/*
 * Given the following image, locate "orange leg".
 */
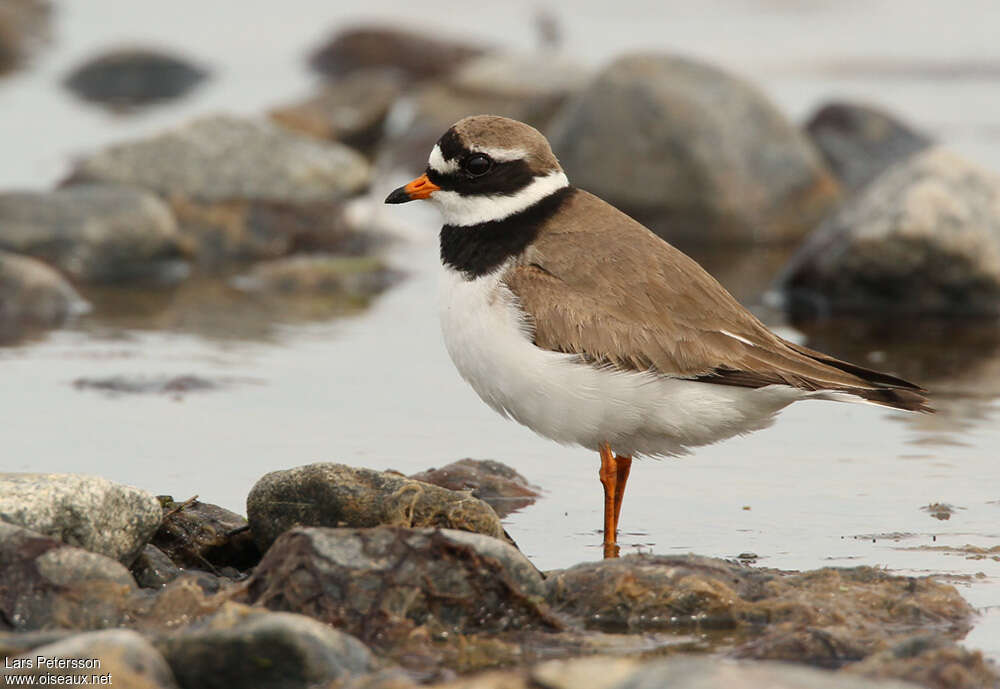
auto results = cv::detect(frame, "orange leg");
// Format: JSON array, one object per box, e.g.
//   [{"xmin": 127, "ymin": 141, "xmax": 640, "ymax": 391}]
[{"xmin": 598, "ymin": 444, "xmax": 633, "ymax": 559}]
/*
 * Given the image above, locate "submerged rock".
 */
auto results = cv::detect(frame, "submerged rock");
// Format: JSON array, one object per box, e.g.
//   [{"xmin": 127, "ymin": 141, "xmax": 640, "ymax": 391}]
[
  {"xmin": 0, "ymin": 472, "xmax": 162, "ymax": 564},
  {"xmin": 150, "ymin": 496, "xmax": 259, "ymax": 575},
  {"xmin": 805, "ymin": 102, "xmax": 933, "ymax": 193},
  {"xmin": 410, "ymin": 459, "xmax": 540, "ymax": 517},
  {"xmin": 547, "ymin": 555, "xmax": 973, "ymax": 669},
  {"xmin": 158, "ymin": 606, "xmax": 374, "ymax": 689},
  {"xmin": 0, "ymin": 250, "xmax": 89, "ymax": 326},
  {"xmin": 848, "ymin": 636, "xmax": 1000, "ymax": 689},
  {"xmin": 231, "ymin": 255, "xmax": 401, "ymax": 299},
  {"xmin": 270, "ymin": 69, "xmax": 402, "ymax": 153},
  {"xmin": 63, "ymin": 47, "xmax": 208, "ymax": 108},
  {"xmin": 243, "ymin": 527, "xmax": 557, "ymax": 647},
  {"xmin": 3, "ymin": 629, "xmax": 179, "ymax": 688},
  {"xmin": 246, "ymin": 463, "xmax": 505, "ymax": 552},
  {"xmin": 778, "ymin": 147, "xmax": 1000, "ymax": 317},
  {"xmin": 0, "ymin": 522, "xmax": 137, "ymax": 631},
  {"xmin": 0, "ymin": 185, "xmax": 189, "ymax": 284},
  {"xmin": 65, "ymin": 116, "xmax": 372, "ymax": 265},
  {"xmin": 549, "ymin": 53, "xmax": 839, "ymax": 244},
  {"xmin": 308, "ymin": 25, "xmax": 485, "ymax": 82}
]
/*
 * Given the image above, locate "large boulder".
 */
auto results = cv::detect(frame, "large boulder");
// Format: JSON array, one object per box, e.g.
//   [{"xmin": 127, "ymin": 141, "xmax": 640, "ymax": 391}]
[
  {"xmin": 778, "ymin": 147, "xmax": 1000, "ymax": 317},
  {"xmin": 2, "ymin": 630, "xmax": 179, "ymax": 689},
  {"xmin": 308, "ymin": 26, "xmax": 486, "ymax": 82},
  {"xmin": 157, "ymin": 606, "xmax": 374, "ymax": 689},
  {"xmin": 243, "ymin": 527, "xmax": 556, "ymax": 645},
  {"xmin": 0, "ymin": 185, "xmax": 189, "ymax": 284},
  {"xmin": 63, "ymin": 47, "xmax": 209, "ymax": 108},
  {"xmin": 246, "ymin": 463, "xmax": 505, "ymax": 552},
  {"xmin": 805, "ymin": 102, "xmax": 933, "ymax": 193},
  {"xmin": 549, "ymin": 53, "xmax": 840, "ymax": 244},
  {"xmin": 65, "ymin": 116, "xmax": 372, "ymax": 265},
  {"xmin": 0, "ymin": 472, "xmax": 162, "ymax": 564},
  {"xmin": 0, "ymin": 250, "xmax": 89, "ymax": 327}
]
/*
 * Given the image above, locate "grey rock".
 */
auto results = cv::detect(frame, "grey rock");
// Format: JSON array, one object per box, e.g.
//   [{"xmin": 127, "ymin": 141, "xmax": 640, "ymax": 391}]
[
  {"xmin": 270, "ymin": 69, "xmax": 402, "ymax": 153},
  {"xmin": 0, "ymin": 0, "xmax": 50, "ymax": 74},
  {"xmin": 246, "ymin": 462, "xmax": 505, "ymax": 552},
  {"xmin": 150, "ymin": 497, "xmax": 259, "ymax": 574},
  {"xmin": 0, "ymin": 185, "xmax": 189, "ymax": 284},
  {"xmin": 778, "ymin": 146, "xmax": 1000, "ymax": 317},
  {"xmin": 69, "ymin": 115, "xmax": 370, "ymax": 204},
  {"xmin": 0, "ymin": 472, "xmax": 162, "ymax": 564},
  {"xmin": 0, "ymin": 250, "xmax": 89, "ymax": 325},
  {"xmin": 63, "ymin": 47, "xmax": 208, "ymax": 108},
  {"xmin": 231, "ymin": 255, "xmax": 402, "ymax": 299},
  {"xmin": 4, "ymin": 629, "xmax": 179, "ymax": 689},
  {"xmin": 805, "ymin": 102, "xmax": 933, "ymax": 192},
  {"xmin": 409, "ymin": 459, "xmax": 540, "ymax": 517},
  {"xmin": 0, "ymin": 629, "xmax": 77, "ymax": 658},
  {"xmin": 65, "ymin": 116, "xmax": 372, "ymax": 265},
  {"xmin": 549, "ymin": 53, "xmax": 840, "ymax": 243},
  {"xmin": 308, "ymin": 26, "xmax": 485, "ymax": 82},
  {"xmin": 130, "ymin": 544, "xmax": 182, "ymax": 589},
  {"xmin": 158, "ymin": 606, "xmax": 373, "ymax": 689},
  {"xmin": 243, "ymin": 527, "xmax": 556, "ymax": 644},
  {"xmin": 616, "ymin": 657, "xmax": 922, "ymax": 689},
  {"xmin": 0, "ymin": 521, "xmax": 137, "ymax": 631}
]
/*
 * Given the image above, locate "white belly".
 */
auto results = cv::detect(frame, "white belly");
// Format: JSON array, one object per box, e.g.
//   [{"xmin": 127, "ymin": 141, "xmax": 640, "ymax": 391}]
[{"xmin": 438, "ymin": 264, "xmax": 808, "ymax": 457}]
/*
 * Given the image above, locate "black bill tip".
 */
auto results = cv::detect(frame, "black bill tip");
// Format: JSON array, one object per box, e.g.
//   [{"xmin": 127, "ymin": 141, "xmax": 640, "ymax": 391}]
[{"xmin": 384, "ymin": 186, "xmax": 412, "ymax": 204}]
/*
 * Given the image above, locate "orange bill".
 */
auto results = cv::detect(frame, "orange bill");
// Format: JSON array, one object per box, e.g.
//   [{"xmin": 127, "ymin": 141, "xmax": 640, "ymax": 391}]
[{"xmin": 384, "ymin": 173, "xmax": 441, "ymax": 204}]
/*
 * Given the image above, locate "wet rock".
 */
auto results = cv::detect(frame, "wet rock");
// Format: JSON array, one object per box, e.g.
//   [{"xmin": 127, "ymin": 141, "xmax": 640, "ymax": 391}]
[
  {"xmin": 150, "ymin": 496, "xmax": 259, "ymax": 575},
  {"xmin": 246, "ymin": 463, "xmax": 505, "ymax": 552},
  {"xmin": 130, "ymin": 544, "xmax": 182, "ymax": 589},
  {"xmin": 0, "ymin": 629, "xmax": 76, "ymax": 658},
  {"xmin": 549, "ymin": 53, "xmax": 839, "ymax": 244},
  {"xmin": 805, "ymin": 102, "xmax": 933, "ymax": 192},
  {"xmin": 0, "ymin": 250, "xmax": 89, "ymax": 326},
  {"xmin": 308, "ymin": 25, "xmax": 485, "ymax": 82},
  {"xmin": 65, "ymin": 116, "xmax": 372, "ymax": 265},
  {"xmin": 547, "ymin": 555, "xmax": 972, "ymax": 667},
  {"xmin": 243, "ymin": 527, "xmax": 557, "ymax": 648},
  {"xmin": 921, "ymin": 502, "xmax": 961, "ymax": 521},
  {"xmin": 231, "ymin": 255, "xmax": 401, "ymax": 299},
  {"xmin": 158, "ymin": 605, "xmax": 374, "ymax": 689},
  {"xmin": 3, "ymin": 629, "xmax": 179, "ymax": 688},
  {"xmin": 0, "ymin": 0, "xmax": 50, "ymax": 74},
  {"xmin": 410, "ymin": 459, "xmax": 540, "ymax": 518},
  {"xmin": 615, "ymin": 657, "xmax": 922, "ymax": 689},
  {"xmin": 63, "ymin": 47, "xmax": 208, "ymax": 108},
  {"xmin": 0, "ymin": 472, "xmax": 162, "ymax": 564},
  {"xmin": 849, "ymin": 636, "xmax": 1000, "ymax": 689},
  {"xmin": 72, "ymin": 375, "xmax": 242, "ymax": 397},
  {"xmin": 777, "ymin": 147, "xmax": 1000, "ymax": 317},
  {"xmin": 0, "ymin": 522, "xmax": 137, "ymax": 631},
  {"xmin": 0, "ymin": 185, "xmax": 189, "ymax": 284},
  {"xmin": 384, "ymin": 53, "xmax": 585, "ymax": 172},
  {"xmin": 270, "ymin": 70, "xmax": 402, "ymax": 153}
]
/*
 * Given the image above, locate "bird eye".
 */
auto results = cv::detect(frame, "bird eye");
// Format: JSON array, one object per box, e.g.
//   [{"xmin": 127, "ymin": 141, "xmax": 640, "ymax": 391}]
[{"xmin": 462, "ymin": 153, "xmax": 493, "ymax": 177}]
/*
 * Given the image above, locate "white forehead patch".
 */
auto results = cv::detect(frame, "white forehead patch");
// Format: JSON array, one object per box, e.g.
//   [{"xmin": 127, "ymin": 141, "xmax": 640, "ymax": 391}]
[{"xmin": 428, "ymin": 144, "xmax": 459, "ymax": 175}]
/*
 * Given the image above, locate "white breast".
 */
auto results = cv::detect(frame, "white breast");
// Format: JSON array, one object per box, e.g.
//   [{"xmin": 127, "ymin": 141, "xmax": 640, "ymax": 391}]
[{"xmin": 438, "ymin": 264, "xmax": 810, "ymax": 458}]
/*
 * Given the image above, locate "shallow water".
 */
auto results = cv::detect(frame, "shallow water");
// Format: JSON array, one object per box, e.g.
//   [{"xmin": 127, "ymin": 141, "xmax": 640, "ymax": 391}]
[{"xmin": 2, "ymin": 0, "xmax": 999, "ymax": 661}]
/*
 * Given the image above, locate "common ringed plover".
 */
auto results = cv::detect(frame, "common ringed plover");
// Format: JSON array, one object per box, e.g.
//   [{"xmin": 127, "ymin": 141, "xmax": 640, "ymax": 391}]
[{"xmin": 386, "ymin": 115, "xmax": 931, "ymax": 558}]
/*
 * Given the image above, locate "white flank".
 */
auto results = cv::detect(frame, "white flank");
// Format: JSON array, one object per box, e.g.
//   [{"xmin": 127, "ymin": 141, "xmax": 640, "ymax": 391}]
[
  {"xmin": 427, "ymin": 144, "xmax": 459, "ymax": 175},
  {"xmin": 430, "ymin": 170, "xmax": 570, "ymax": 227},
  {"xmin": 439, "ymin": 264, "xmax": 814, "ymax": 458},
  {"xmin": 720, "ymin": 329, "xmax": 756, "ymax": 347}
]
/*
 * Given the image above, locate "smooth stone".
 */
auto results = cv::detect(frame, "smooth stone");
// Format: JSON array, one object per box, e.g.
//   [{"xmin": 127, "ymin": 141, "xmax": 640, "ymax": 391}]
[
  {"xmin": 130, "ymin": 544, "xmax": 182, "ymax": 589},
  {"xmin": 409, "ymin": 459, "xmax": 540, "ymax": 517},
  {"xmin": 0, "ymin": 473, "xmax": 162, "ymax": 564},
  {"xmin": 231, "ymin": 255, "xmax": 401, "ymax": 299},
  {"xmin": 549, "ymin": 53, "xmax": 839, "ymax": 244},
  {"xmin": 0, "ymin": 250, "xmax": 89, "ymax": 326},
  {"xmin": 805, "ymin": 101, "xmax": 933, "ymax": 192},
  {"xmin": 777, "ymin": 146, "xmax": 1000, "ymax": 317},
  {"xmin": 157, "ymin": 606, "xmax": 373, "ymax": 689},
  {"xmin": 63, "ymin": 47, "xmax": 208, "ymax": 107},
  {"xmin": 0, "ymin": 185, "xmax": 188, "ymax": 284},
  {"xmin": 246, "ymin": 462, "xmax": 506, "ymax": 552},
  {"xmin": 0, "ymin": 0, "xmax": 50, "ymax": 74}
]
